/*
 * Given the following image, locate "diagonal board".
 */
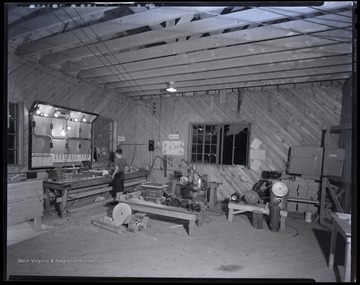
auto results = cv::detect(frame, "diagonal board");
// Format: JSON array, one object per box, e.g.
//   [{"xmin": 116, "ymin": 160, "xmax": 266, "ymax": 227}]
[
  {"xmin": 15, "ymin": 6, "xmax": 224, "ymax": 56},
  {"xmin": 38, "ymin": 2, "xmax": 351, "ymax": 65},
  {"xmin": 60, "ymin": 10, "xmax": 352, "ymax": 74},
  {"xmin": 77, "ymin": 28, "xmax": 352, "ymax": 80},
  {"xmin": 10, "ymin": 7, "xmax": 115, "ymax": 39}
]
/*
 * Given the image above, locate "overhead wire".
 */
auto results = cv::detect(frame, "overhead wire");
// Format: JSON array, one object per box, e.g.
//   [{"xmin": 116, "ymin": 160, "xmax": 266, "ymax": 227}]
[
  {"xmin": 42, "ymin": 4, "xmax": 352, "ymax": 98},
  {"xmin": 48, "ymin": 7, "xmax": 147, "ymax": 96}
]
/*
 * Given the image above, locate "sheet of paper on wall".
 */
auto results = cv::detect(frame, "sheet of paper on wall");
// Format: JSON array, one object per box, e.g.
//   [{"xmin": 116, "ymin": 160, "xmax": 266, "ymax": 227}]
[
  {"xmin": 162, "ymin": 141, "xmax": 184, "ymax": 156},
  {"xmin": 250, "ymin": 160, "xmax": 262, "ymax": 171},
  {"xmin": 250, "ymin": 149, "xmax": 266, "ymax": 160},
  {"xmin": 250, "ymin": 138, "xmax": 262, "ymax": 150}
]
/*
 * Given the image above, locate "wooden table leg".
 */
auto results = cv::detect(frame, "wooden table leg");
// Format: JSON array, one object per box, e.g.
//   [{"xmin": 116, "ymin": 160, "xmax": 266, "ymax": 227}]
[
  {"xmin": 197, "ymin": 215, "xmax": 203, "ymax": 227},
  {"xmin": 280, "ymin": 216, "xmax": 286, "ymax": 231},
  {"xmin": 189, "ymin": 220, "xmax": 195, "ymax": 236},
  {"xmin": 34, "ymin": 217, "xmax": 41, "ymax": 232},
  {"xmin": 328, "ymin": 226, "xmax": 337, "ymax": 269},
  {"xmin": 228, "ymin": 208, "xmax": 234, "ymax": 222},
  {"xmin": 344, "ymin": 237, "xmax": 351, "ymax": 282},
  {"xmin": 60, "ymin": 190, "xmax": 68, "ymax": 218}
]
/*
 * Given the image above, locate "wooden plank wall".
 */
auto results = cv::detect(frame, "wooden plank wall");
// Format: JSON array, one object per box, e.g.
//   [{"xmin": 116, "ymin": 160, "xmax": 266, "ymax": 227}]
[
  {"xmin": 133, "ymin": 83, "xmax": 344, "ymax": 201},
  {"xmin": 7, "ymin": 52, "xmax": 136, "ymax": 178}
]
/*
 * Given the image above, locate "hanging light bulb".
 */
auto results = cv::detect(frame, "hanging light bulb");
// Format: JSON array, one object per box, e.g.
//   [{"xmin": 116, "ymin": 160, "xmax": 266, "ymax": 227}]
[
  {"xmin": 44, "ymin": 113, "xmax": 49, "ymax": 117},
  {"xmin": 166, "ymin": 81, "xmax": 177, "ymax": 93},
  {"xmin": 61, "ymin": 128, "xmax": 66, "ymax": 136},
  {"xmin": 74, "ymin": 118, "xmax": 79, "ymax": 122},
  {"xmin": 67, "ymin": 126, "xmax": 71, "ymax": 130},
  {"xmin": 36, "ymin": 109, "xmax": 41, "ymax": 115},
  {"xmin": 82, "ymin": 115, "xmax": 86, "ymax": 122}
]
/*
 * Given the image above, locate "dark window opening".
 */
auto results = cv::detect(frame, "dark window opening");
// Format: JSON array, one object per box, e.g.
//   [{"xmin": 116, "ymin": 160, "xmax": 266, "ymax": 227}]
[{"xmin": 190, "ymin": 123, "xmax": 250, "ymax": 166}]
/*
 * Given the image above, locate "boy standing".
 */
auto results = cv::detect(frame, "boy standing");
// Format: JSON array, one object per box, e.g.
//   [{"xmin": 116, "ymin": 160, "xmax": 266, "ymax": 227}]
[{"xmin": 111, "ymin": 148, "xmax": 128, "ymax": 199}]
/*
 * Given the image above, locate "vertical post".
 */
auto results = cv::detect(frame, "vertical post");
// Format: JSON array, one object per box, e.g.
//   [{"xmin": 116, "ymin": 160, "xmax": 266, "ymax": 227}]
[
  {"xmin": 189, "ymin": 220, "xmax": 195, "ymax": 236},
  {"xmin": 320, "ymin": 127, "xmax": 330, "ymax": 226}
]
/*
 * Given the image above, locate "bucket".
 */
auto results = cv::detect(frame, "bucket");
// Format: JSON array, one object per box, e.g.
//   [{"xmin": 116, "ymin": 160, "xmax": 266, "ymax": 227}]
[
  {"xmin": 270, "ymin": 181, "xmax": 289, "ymax": 210},
  {"xmin": 305, "ymin": 211, "xmax": 313, "ymax": 223}
]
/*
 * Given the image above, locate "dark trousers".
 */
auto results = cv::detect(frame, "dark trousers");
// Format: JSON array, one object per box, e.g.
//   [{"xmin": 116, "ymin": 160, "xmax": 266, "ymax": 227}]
[{"xmin": 111, "ymin": 172, "xmax": 125, "ymax": 198}]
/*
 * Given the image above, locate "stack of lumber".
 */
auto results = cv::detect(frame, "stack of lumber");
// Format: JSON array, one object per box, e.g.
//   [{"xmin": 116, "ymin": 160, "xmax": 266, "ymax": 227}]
[
  {"xmin": 280, "ymin": 177, "xmax": 319, "ymax": 214},
  {"xmin": 7, "ymin": 179, "xmax": 44, "ymax": 226}
]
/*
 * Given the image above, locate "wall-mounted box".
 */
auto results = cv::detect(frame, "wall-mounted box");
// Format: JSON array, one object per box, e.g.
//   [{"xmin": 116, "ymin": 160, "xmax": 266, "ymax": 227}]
[{"xmin": 287, "ymin": 146, "xmax": 345, "ymax": 178}]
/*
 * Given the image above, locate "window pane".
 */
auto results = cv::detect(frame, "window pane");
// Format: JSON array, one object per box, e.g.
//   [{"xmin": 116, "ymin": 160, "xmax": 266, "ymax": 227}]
[
  {"xmin": 210, "ymin": 155, "xmax": 216, "ymax": 164},
  {"xmin": 196, "ymin": 154, "xmax": 202, "ymax": 162},
  {"xmin": 9, "ymin": 119, "xmax": 15, "ymax": 133},
  {"xmin": 211, "ymin": 145, "xmax": 217, "ymax": 154},
  {"xmin": 9, "ymin": 103, "xmax": 16, "ymax": 118},
  {"xmin": 8, "ymin": 134, "xmax": 15, "ymax": 149},
  {"xmin": 222, "ymin": 125, "xmax": 233, "ymax": 165},
  {"xmin": 197, "ymin": 145, "xmax": 203, "ymax": 153},
  {"xmin": 211, "ymin": 135, "xmax": 217, "ymax": 144},
  {"xmin": 198, "ymin": 125, "xmax": 204, "ymax": 134},
  {"xmin": 234, "ymin": 126, "xmax": 249, "ymax": 165},
  {"xmin": 191, "ymin": 154, "xmax": 196, "ymax": 162},
  {"xmin": 205, "ymin": 145, "xmax": 210, "ymax": 153},
  {"xmin": 192, "ymin": 125, "xmax": 198, "ymax": 135},
  {"xmin": 8, "ymin": 150, "xmax": 15, "ymax": 165},
  {"xmin": 192, "ymin": 135, "xmax": 197, "ymax": 144},
  {"xmin": 204, "ymin": 154, "xmax": 210, "ymax": 163},
  {"xmin": 205, "ymin": 135, "xmax": 211, "ymax": 143},
  {"xmin": 198, "ymin": 135, "xmax": 203, "ymax": 143},
  {"xmin": 192, "ymin": 145, "xmax": 197, "ymax": 153},
  {"xmin": 205, "ymin": 125, "xmax": 212, "ymax": 134}
]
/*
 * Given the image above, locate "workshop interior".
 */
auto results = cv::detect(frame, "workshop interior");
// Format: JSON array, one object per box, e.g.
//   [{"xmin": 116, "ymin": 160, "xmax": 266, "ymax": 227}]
[{"xmin": 5, "ymin": 1, "xmax": 356, "ymax": 282}]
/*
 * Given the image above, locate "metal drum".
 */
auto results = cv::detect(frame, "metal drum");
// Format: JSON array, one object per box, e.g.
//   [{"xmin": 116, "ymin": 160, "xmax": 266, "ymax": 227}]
[{"xmin": 270, "ymin": 181, "xmax": 289, "ymax": 210}]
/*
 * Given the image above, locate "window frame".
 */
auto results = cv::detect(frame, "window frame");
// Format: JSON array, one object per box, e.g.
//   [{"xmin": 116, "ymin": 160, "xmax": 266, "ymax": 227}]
[
  {"xmin": 189, "ymin": 122, "xmax": 251, "ymax": 166},
  {"xmin": 7, "ymin": 101, "xmax": 24, "ymax": 166}
]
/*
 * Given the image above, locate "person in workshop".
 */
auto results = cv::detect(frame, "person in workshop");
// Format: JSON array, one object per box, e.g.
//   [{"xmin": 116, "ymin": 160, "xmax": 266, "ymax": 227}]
[{"xmin": 111, "ymin": 148, "xmax": 129, "ymax": 200}]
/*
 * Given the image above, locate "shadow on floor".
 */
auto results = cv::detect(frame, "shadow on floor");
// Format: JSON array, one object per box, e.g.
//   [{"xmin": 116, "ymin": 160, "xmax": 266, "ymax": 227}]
[{"xmin": 312, "ymin": 227, "xmax": 346, "ymax": 282}]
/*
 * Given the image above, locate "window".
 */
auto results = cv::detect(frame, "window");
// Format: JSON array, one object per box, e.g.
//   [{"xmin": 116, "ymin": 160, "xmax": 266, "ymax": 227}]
[
  {"xmin": 190, "ymin": 123, "xmax": 250, "ymax": 166},
  {"xmin": 7, "ymin": 102, "xmax": 23, "ymax": 166}
]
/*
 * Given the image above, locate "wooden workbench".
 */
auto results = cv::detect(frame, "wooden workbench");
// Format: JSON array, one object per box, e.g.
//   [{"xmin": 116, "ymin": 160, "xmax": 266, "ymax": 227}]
[
  {"xmin": 44, "ymin": 170, "xmax": 148, "ymax": 217},
  {"xmin": 116, "ymin": 199, "xmax": 203, "ymax": 236},
  {"xmin": 228, "ymin": 201, "xmax": 288, "ymax": 231},
  {"xmin": 328, "ymin": 212, "xmax": 352, "ymax": 282}
]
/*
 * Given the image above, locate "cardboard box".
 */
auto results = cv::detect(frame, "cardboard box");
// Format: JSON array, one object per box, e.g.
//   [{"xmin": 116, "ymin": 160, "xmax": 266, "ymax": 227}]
[{"xmin": 287, "ymin": 147, "xmax": 345, "ymax": 178}]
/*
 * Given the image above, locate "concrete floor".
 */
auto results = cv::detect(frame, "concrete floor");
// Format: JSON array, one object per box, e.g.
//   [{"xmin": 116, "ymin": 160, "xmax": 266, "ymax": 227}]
[{"xmin": 6, "ymin": 201, "xmax": 347, "ymax": 282}]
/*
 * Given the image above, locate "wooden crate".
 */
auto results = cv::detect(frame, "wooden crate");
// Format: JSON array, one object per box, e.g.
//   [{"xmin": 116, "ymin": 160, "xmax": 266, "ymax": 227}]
[{"xmin": 7, "ymin": 179, "xmax": 44, "ymax": 229}]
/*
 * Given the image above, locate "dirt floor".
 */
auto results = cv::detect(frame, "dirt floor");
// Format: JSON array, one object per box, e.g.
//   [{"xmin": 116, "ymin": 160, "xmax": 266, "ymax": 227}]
[{"xmin": 6, "ymin": 201, "xmax": 347, "ymax": 282}]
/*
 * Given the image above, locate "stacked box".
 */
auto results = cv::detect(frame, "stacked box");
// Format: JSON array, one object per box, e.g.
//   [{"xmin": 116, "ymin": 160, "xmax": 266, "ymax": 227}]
[
  {"xmin": 297, "ymin": 203, "xmax": 308, "ymax": 213},
  {"xmin": 287, "ymin": 201, "xmax": 297, "ymax": 212},
  {"xmin": 298, "ymin": 185, "xmax": 308, "ymax": 198}
]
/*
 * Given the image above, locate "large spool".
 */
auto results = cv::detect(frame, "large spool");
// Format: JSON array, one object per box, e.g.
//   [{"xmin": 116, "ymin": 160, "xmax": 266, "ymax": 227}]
[
  {"xmin": 112, "ymin": 203, "xmax": 132, "ymax": 224},
  {"xmin": 270, "ymin": 181, "xmax": 289, "ymax": 210}
]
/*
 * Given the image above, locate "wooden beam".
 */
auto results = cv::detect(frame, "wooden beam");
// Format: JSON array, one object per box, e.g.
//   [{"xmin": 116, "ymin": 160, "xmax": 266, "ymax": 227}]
[
  {"xmin": 99, "ymin": 55, "xmax": 352, "ymax": 87},
  {"xmin": 16, "ymin": 6, "xmax": 224, "ymax": 56},
  {"xmin": 123, "ymin": 73, "xmax": 350, "ymax": 97},
  {"xmin": 59, "ymin": 11, "xmax": 352, "ymax": 73},
  {"xmin": 113, "ymin": 64, "xmax": 351, "ymax": 93},
  {"xmin": 97, "ymin": 43, "xmax": 351, "ymax": 89},
  {"xmin": 37, "ymin": 4, "xmax": 351, "ymax": 65},
  {"xmin": 10, "ymin": 7, "xmax": 114, "ymax": 39},
  {"xmin": 77, "ymin": 27, "xmax": 352, "ymax": 80}
]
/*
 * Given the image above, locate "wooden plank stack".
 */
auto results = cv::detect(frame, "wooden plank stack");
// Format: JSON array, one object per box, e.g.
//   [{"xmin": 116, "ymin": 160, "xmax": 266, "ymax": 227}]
[
  {"xmin": 7, "ymin": 179, "xmax": 44, "ymax": 226},
  {"xmin": 280, "ymin": 177, "xmax": 320, "ymax": 214}
]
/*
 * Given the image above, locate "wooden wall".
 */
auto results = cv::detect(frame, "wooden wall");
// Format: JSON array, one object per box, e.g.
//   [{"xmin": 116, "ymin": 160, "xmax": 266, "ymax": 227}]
[
  {"xmin": 7, "ymin": 51, "xmax": 136, "ymax": 178},
  {"xmin": 132, "ymin": 83, "xmax": 344, "ymax": 201},
  {"xmin": 7, "ymin": 48, "xmax": 346, "ymax": 203}
]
